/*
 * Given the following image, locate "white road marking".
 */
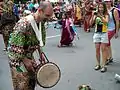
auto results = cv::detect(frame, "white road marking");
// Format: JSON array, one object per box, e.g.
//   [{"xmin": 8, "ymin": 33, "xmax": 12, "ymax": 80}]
[{"xmin": 46, "ymin": 35, "xmax": 61, "ymax": 39}]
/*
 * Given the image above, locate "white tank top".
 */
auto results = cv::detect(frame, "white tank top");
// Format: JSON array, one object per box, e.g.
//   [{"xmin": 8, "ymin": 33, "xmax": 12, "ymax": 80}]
[{"xmin": 108, "ymin": 8, "xmax": 116, "ymax": 31}]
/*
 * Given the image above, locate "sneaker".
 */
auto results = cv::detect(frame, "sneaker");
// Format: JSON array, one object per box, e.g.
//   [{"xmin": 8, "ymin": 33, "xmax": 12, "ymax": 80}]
[
  {"xmin": 94, "ymin": 65, "xmax": 101, "ymax": 70},
  {"xmin": 100, "ymin": 66, "xmax": 107, "ymax": 73},
  {"xmin": 3, "ymin": 48, "xmax": 7, "ymax": 51},
  {"xmin": 106, "ymin": 57, "xmax": 113, "ymax": 65}
]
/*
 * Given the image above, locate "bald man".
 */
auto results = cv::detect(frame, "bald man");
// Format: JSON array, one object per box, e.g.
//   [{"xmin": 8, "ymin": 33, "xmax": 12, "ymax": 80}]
[{"xmin": 7, "ymin": 1, "xmax": 53, "ymax": 90}]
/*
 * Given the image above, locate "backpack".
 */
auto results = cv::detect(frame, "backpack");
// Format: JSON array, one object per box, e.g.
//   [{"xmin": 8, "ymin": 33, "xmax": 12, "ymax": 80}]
[{"xmin": 111, "ymin": 7, "xmax": 120, "ymax": 32}]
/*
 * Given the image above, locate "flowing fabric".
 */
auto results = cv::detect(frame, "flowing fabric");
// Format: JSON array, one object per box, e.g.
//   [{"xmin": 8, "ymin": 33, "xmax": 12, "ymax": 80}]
[
  {"xmin": 84, "ymin": 12, "xmax": 92, "ymax": 32},
  {"xmin": 60, "ymin": 18, "xmax": 75, "ymax": 46},
  {"xmin": 84, "ymin": 2, "xmax": 93, "ymax": 32},
  {"xmin": 74, "ymin": 5, "xmax": 82, "ymax": 25}
]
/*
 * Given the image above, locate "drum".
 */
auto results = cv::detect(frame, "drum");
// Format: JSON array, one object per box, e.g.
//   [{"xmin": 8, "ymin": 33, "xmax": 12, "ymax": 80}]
[{"xmin": 36, "ymin": 52, "xmax": 61, "ymax": 88}]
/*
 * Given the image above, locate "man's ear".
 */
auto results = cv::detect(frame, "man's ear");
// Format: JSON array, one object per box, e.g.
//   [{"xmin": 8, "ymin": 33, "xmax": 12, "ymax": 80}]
[{"xmin": 38, "ymin": 8, "xmax": 42, "ymax": 13}]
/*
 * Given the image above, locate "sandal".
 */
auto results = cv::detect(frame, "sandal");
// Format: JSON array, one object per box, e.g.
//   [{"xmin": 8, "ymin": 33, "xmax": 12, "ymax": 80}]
[
  {"xmin": 100, "ymin": 66, "xmax": 107, "ymax": 73},
  {"xmin": 57, "ymin": 44, "xmax": 64, "ymax": 47},
  {"xmin": 106, "ymin": 57, "xmax": 113, "ymax": 65},
  {"xmin": 3, "ymin": 48, "xmax": 7, "ymax": 51},
  {"xmin": 68, "ymin": 43, "xmax": 73, "ymax": 46},
  {"xmin": 57, "ymin": 44, "xmax": 61, "ymax": 47},
  {"xmin": 94, "ymin": 65, "xmax": 101, "ymax": 70},
  {"xmin": 86, "ymin": 29, "xmax": 90, "ymax": 32}
]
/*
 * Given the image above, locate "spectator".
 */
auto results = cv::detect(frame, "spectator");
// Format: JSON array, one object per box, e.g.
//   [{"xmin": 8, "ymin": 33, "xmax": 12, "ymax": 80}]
[{"xmin": 90, "ymin": 2, "xmax": 109, "ymax": 72}]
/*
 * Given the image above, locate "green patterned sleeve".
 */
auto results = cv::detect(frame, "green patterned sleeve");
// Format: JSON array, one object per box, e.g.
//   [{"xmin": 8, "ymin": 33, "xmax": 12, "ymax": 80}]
[{"xmin": 7, "ymin": 20, "xmax": 27, "ymax": 60}]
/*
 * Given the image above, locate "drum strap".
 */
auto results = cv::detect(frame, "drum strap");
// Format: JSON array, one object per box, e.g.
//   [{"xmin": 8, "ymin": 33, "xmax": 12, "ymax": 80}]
[{"xmin": 26, "ymin": 14, "xmax": 43, "ymax": 47}]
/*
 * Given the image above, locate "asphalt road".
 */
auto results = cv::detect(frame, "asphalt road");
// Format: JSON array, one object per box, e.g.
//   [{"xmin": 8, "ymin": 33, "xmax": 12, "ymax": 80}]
[
  {"xmin": 0, "ymin": 35, "xmax": 14, "ymax": 90},
  {"xmin": 36, "ymin": 23, "xmax": 120, "ymax": 90},
  {"xmin": 0, "ymin": 22, "xmax": 120, "ymax": 90}
]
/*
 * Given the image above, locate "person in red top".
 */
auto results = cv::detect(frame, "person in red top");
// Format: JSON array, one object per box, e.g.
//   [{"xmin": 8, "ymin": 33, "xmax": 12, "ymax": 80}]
[
  {"xmin": 58, "ymin": 12, "xmax": 75, "ymax": 47},
  {"xmin": 84, "ymin": 0, "xmax": 94, "ymax": 32}
]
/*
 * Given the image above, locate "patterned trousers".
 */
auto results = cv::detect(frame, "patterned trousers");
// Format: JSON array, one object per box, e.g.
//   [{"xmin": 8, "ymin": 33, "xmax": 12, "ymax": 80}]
[{"xmin": 11, "ymin": 67, "xmax": 36, "ymax": 90}]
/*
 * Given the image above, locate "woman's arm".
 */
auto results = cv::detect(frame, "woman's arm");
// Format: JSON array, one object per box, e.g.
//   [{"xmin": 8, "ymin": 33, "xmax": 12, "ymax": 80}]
[
  {"xmin": 97, "ymin": 14, "xmax": 109, "ymax": 23},
  {"xmin": 89, "ymin": 13, "xmax": 96, "ymax": 27}
]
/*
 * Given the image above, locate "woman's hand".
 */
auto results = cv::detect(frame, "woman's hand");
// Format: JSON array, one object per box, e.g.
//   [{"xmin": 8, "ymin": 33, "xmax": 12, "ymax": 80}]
[
  {"xmin": 97, "ymin": 13, "xmax": 103, "ymax": 18},
  {"xmin": 114, "ymin": 32, "xmax": 119, "ymax": 39}
]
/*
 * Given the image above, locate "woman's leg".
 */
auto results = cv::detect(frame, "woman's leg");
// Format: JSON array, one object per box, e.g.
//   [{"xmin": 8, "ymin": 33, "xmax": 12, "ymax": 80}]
[
  {"xmin": 94, "ymin": 43, "xmax": 101, "ymax": 70},
  {"xmin": 101, "ymin": 43, "xmax": 107, "ymax": 72},
  {"xmin": 101, "ymin": 43, "xmax": 108, "ymax": 67},
  {"xmin": 93, "ymin": 33, "xmax": 101, "ymax": 70},
  {"xmin": 95, "ymin": 43, "xmax": 101, "ymax": 66},
  {"xmin": 99, "ymin": 32, "xmax": 108, "ymax": 72}
]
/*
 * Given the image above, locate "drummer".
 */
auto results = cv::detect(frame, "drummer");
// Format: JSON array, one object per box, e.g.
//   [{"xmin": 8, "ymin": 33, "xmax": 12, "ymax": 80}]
[{"xmin": 7, "ymin": 1, "xmax": 53, "ymax": 90}]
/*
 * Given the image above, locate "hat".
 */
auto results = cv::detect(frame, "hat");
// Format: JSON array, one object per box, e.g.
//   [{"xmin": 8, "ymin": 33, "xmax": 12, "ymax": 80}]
[{"xmin": 104, "ymin": 0, "xmax": 112, "ymax": 1}]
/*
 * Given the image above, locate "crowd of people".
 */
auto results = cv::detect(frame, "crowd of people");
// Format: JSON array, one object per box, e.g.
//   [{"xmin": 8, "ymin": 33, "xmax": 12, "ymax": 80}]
[{"xmin": 0, "ymin": 0, "xmax": 120, "ymax": 90}]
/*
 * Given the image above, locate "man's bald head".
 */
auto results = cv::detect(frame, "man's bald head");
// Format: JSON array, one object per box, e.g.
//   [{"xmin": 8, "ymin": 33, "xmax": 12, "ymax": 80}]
[
  {"xmin": 34, "ymin": 1, "xmax": 53, "ymax": 22},
  {"xmin": 39, "ymin": 1, "xmax": 53, "ymax": 15}
]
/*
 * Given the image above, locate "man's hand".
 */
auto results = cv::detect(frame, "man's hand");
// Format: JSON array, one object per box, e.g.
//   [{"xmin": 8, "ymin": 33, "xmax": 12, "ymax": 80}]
[
  {"xmin": 115, "ymin": 32, "xmax": 119, "ymax": 39},
  {"xmin": 23, "ymin": 58, "xmax": 37, "ymax": 72}
]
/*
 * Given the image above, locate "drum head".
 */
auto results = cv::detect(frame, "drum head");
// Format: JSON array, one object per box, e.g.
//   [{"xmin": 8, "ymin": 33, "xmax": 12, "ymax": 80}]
[{"xmin": 36, "ymin": 62, "xmax": 61, "ymax": 88}]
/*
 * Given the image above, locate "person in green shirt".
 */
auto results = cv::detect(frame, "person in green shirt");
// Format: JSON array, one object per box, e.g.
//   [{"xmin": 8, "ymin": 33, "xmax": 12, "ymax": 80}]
[{"xmin": 90, "ymin": 2, "xmax": 109, "ymax": 72}]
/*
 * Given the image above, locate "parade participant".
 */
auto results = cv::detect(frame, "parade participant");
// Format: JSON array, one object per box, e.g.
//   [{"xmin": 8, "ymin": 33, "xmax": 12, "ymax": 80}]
[
  {"xmin": 54, "ymin": 3, "xmax": 60, "ymax": 19},
  {"xmin": 0, "ymin": 0, "xmax": 18, "ymax": 50},
  {"xmin": 84, "ymin": 0, "xmax": 94, "ymax": 32},
  {"xmin": 0, "ymin": 1, "xmax": 3, "ymax": 34},
  {"xmin": 0, "ymin": 1, "xmax": 3, "ymax": 18},
  {"xmin": 104, "ymin": 0, "xmax": 119, "ymax": 64},
  {"xmin": 90, "ymin": 2, "xmax": 109, "ymax": 72},
  {"xmin": 73, "ymin": 2, "xmax": 82, "ymax": 27},
  {"xmin": 7, "ymin": 1, "xmax": 53, "ymax": 90},
  {"xmin": 58, "ymin": 12, "xmax": 75, "ymax": 47}
]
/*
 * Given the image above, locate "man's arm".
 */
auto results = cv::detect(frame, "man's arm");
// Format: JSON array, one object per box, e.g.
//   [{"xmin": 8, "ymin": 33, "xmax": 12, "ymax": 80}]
[{"xmin": 114, "ymin": 9, "xmax": 119, "ymax": 38}]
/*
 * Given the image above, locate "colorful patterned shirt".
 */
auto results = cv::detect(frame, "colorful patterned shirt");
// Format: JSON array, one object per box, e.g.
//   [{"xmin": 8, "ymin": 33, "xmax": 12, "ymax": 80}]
[
  {"xmin": 7, "ymin": 17, "xmax": 39, "ymax": 60},
  {"xmin": 95, "ymin": 17, "xmax": 108, "ymax": 33}
]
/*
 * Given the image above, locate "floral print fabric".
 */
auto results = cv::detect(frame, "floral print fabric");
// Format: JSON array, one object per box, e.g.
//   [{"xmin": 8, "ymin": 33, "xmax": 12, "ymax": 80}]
[
  {"xmin": 7, "ymin": 17, "xmax": 39, "ymax": 61},
  {"xmin": 7, "ymin": 16, "xmax": 40, "ymax": 90}
]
